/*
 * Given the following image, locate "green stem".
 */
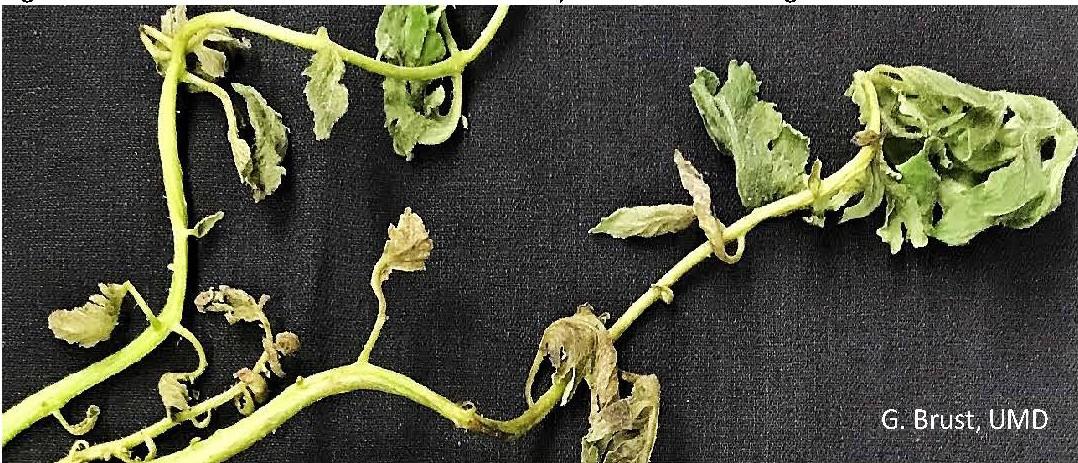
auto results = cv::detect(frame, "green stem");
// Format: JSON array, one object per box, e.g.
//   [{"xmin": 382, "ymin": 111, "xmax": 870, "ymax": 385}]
[
  {"xmin": 182, "ymin": 5, "xmax": 509, "ymax": 81},
  {"xmin": 1, "ymin": 42, "xmax": 193, "ymax": 446}
]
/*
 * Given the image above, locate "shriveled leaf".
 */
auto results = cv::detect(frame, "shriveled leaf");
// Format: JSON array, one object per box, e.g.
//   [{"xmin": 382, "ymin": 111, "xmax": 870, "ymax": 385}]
[
  {"xmin": 581, "ymin": 373, "xmax": 661, "ymax": 463},
  {"xmin": 839, "ymin": 65, "xmax": 1077, "ymax": 251},
  {"xmin": 673, "ymin": 150, "xmax": 743, "ymax": 264},
  {"xmin": 374, "ymin": 207, "xmax": 434, "ymax": 284},
  {"xmin": 262, "ymin": 336, "xmax": 285, "ymax": 377},
  {"xmin": 149, "ymin": 5, "xmax": 249, "ymax": 80},
  {"xmin": 191, "ymin": 211, "xmax": 224, "ymax": 238},
  {"xmin": 53, "ymin": 405, "xmax": 100, "ymax": 436},
  {"xmin": 526, "ymin": 304, "xmax": 618, "ymax": 410},
  {"xmin": 48, "ymin": 283, "xmax": 128, "ymax": 348},
  {"xmin": 589, "ymin": 205, "xmax": 696, "ymax": 239},
  {"xmin": 303, "ymin": 28, "xmax": 349, "ymax": 140},
  {"xmin": 234, "ymin": 368, "xmax": 269, "ymax": 404},
  {"xmin": 231, "ymin": 83, "xmax": 288, "ymax": 202},
  {"xmin": 274, "ymin": 331, "xmax": 301, "ymax": 356},
  {"xmin": 195, "ymin": 286, "xmax": 269, "ymax": 325},
  {"xmin": 158, "ymin": 373, "xmax": 190, "ymax": 416},
  {"xmin": 690, "ymin": 61, "xmax": 810, "ymax": 208},
  {"xmin": 377, "ymin": 5, "xmax": 461, "ymax": 159}
]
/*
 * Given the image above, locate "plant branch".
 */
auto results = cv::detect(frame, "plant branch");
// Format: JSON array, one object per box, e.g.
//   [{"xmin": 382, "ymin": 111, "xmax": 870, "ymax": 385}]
[{"xmin": 1, "ymin": 41, "xmax": 194, "ymax": 446}]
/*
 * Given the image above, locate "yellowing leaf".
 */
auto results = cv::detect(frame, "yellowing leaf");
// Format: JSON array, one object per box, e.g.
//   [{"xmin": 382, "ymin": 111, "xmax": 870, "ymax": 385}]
[
  {"xmin": 581, "ymin": 373, "xmax": 661, "ymax": 463},
  {"xmin": 303, "ymin": 28, "xmax": 349, "ymax": 141},
  {"xmin": 589, "ymin": 205, "xmax": 696, "ymax": 239},
  {"xmin": 374, "ymin": 207, "xmax": 434, "ymax": 283},
  {"xmin": 158, "ymin": 372, "xmax": 190, "ymax": 416},
  {"xmin": 234, "ymin": 368, "xmax": 269, "ymax": 404},
  {"xmin": 48, "ymin": 283, "xmax": 128, "ymax": 348},
  {"xmin": 53, "ymin": 405, "xmax": 100, "ymax": 436},
  {"xmin": 231, "ymin": 83, "xmax": 288, "ymax": 202},
  {"xmin": 526, "ymin": 304, "xmax": 619, "ymax": 410},
  {"xmin": 195, "ymin": 286, "xmax": 269, "ymax": 325},
  {"xmin": 673, "ymin": 150, "xmax": 744, "ymax": 264}
]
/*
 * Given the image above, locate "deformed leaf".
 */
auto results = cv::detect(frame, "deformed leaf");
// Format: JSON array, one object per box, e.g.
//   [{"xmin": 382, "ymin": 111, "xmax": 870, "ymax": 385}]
[
  {"xmin": 526, "ymin": 304, "xmax": 619, "ymax": 410},
  {"xmin": 376, "ymin": 5, "xmax": 461, "ymax": 159},
  {"xmin": 274, "ymin": 331, "xmax": 301, "ymax": 356},
  {"xmin": 837, "ymin": 65, "xmax": 1077, "ymax": 251},
  {"xmin": 374, "ymin": 207, "xmax": 434, "ymax": 285},
  {"xmin": 191, "ymin": 211, "xmax": 224, "ymax": 238},
  {"xmin": 303, "ymin": 28, "xmax": 349, "ymax": 140},
  {"xmin": 581, "ymin": 373, "xmax": 661, "ymax": 463},
  {"xmin": 589, "ymin": 205, "xmax": 696, "ymax": 239},
  {"xmin": 48, "ymin": 283, "xmax": 129, "ymax": 348},
  {"xmin": 195, "ymin": 286, "xmax": 269, "ymax": 325},
  {"xmin": 158, "ymin": 372, "xmax": 191, "ymax": 416},
  {"xmin": 234, "ymin": 367, "xmax": 269, "ymax": 404},
  {"xmin": 673, "ymin": 150, "xmax": 744, "ymax": 264},
  {"xmin": 231, "ymin": 83, "xmax": 288, "ymax": 202},
  {"xmin": 150, "ymin": 5, "xmax": 250, "ymax": 80},
  {"xmin": 690, "ymin": 61, "xmax": 810, "ymax": 208},
  {"xmin": 53, "ymin": 405, "xmax": 101, "ymax": 436}
]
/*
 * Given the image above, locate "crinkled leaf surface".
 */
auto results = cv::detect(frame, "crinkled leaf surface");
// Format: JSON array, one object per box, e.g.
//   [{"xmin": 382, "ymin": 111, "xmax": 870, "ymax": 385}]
[
  {"xmin": 374, "ymin": 207, "xmax": 434, "ymax": 283},
  {"xmin": 589, "ymin": 204, "xmax": 696, "ymax": 239},
  {"xmin": 376, "ymin": 5, "xmax": 460, "ymax": 159},
  {"xmin": 48, "ymin": 283, "xmax": 128, "ymax": 348},
  {"xmin": 526, "ymin": 304, "xmax": 619, "ymax": 409},
  {"xmin": 151, "ymin": 5, "xmax": 249, "ymax": 80},
  {"xmin": 840, "ymin": 65, "xmax": 1077, "ymax": 252},
  {"xmin": 231, "ymin": 83, "xmax": 288, "ymax": 202},
  {"xmin": 158, "ymin": 372, "xmax": 191, "ymax": 415},
  {"xmin": 581, "ymin": 373, "xmax": 661, "ymax": 463},
  {"xmin": 691, "ymin": 61, "xmax": 810, "ymax": 208},
  {"xmin": 303, "ymin": 28, "xmax": 349, "ymax": 140}
]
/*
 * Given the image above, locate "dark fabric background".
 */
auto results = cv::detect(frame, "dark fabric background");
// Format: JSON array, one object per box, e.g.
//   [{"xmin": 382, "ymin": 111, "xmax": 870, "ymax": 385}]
[{"xmin": 4, "ymin": 5, "xmax": 1078, "ymax": 463}]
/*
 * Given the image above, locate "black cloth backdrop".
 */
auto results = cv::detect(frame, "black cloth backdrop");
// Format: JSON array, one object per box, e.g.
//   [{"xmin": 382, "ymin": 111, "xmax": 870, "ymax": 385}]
[{"xmin": 4, "ymin": 5, "xmax": 1078, "ymax": 463}]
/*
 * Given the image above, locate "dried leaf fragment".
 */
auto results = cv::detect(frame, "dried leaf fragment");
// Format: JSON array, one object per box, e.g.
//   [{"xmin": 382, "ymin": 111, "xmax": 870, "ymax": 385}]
[
  {"xmin": 48, "ymin": 283, "xmax": 129, "ymax": 348},
  {"xmin": 53, "ymin": 405, "xmax": 101, "ymax": 436},
  {"xmin": 589, "ymin": 205, "xmax": 696, "ymax": 239},
  {"xmin": 374, "ymin": 207, "xmax": 434, "ymax": 284},
  {"xmin": 158, "ymin": 372, "xmax": 191, "ymax": 417},
  {"xmin": 581, "ymin": 373, "xmax": 661, "ymax": 463},
  {"xmin": 234, "ymin": 368, "xmax": 269, "ymax": 404}
]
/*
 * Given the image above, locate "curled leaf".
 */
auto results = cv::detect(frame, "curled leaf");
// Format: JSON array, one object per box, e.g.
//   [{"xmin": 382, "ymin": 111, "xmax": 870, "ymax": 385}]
[
  {"xmin": 303, "ymin": 28, "xmax": 349, "ymax": 140},
  {"xmin": 191, "ymin": 211, "xmax": 224, "ymax": 238},
  {"xmin": 148, "ymin": 5, "xmax": 249, "ymax": 80},
  {"xmin": 262, "ymin": 336, "xmax": 285, "ymax": 377},
  {"xmin": 691, "ymin": 61, "xmax": 810, "ymax": 208},
  {"xmin": 195, "ymin": 286, "xmax": 269, "ymax": 325},
  {"xmin": 158, "ymin": 373, "xmax": 191, "ymax": 417},
  {"xmin": 589, "ymin": 205, "xmax": 696, "ymax": 239},
  {"xmin": 650, "ymin": 285, "xmax": 674, "ymax": 305},
  {"xmin": 374, "ymin": 207, "xmax": 434, "ymax": 284},
  {"xmin": 234, "ymin": 367, "xmax": 269, "ymax": 404},
  {"xmin": 231, "ymin": 83, "xmax": 288, "ymax": 202},
  {"xmin": 48, "ymin": 283, "xmax": 128, "ymax": 348},
  {"xmin": 274, "ymin": 331, "xmax": 301, "ymax": 356},
  {"xmin": 52, "ymin": 405, "xmax": 100, "ymax": 436},
  {"xmin": 526, "ymin": 304, "xmax": 618, "ymax": 410},
  {"xmin": 581, "ymin": 373, "xmax": 661, "ymax": 463},
  {"xmin": 376, "ymin": 5, "xmax": 461, "ymax": 159},
  {"xmin": 673, "ymin": 150, "xmax": 745, "ymax": 264},
  {"xmin": 838, "ymin": 65, "xmax": 1076, "ymax": 251}
]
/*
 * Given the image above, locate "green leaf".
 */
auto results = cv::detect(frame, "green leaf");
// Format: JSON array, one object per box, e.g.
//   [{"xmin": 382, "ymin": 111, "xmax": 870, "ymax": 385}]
[
  {"xmin": 303, "ymin": 28, "xmax": 349, "ymax": 141},
  {"xmin": 690, "ymin": 61, "xmax": 810, "ymax": 208},
  {"xmin": 376, "ymin": 5, "xmax": 461, "ymax": 159},
  {"xmin": 48, "ymin": 283, "xmax": 129, "ymax": 348},
  {"xmin": 842, "ymin": 65, "xmax": 1077, "ymax": 251},
  {"xmin": 191, "ymin": 211, "xmax": 224, "ymax": 238},
  {"xmin": 589, "ymin": 205, "xmax": 696, "ymax": 239},
  {"xmin": 581, "ymin": 373, "xmax": 661, "ymax": 463},
  {"xmin": 526, "ymin": 304, "xmax": 619, "ymax": 409},
  {"xmin": 231, "ymin": 83, "xmax": 288, "ymax": 202}
]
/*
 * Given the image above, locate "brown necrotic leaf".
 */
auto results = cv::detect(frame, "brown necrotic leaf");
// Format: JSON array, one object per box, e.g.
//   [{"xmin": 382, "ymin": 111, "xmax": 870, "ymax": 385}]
[
  {"xmin": 526, "ymin": 304, "xmax": 619, "ymax": 410},
  {"xmin": 581, "ymin": 373, "xmax": 661, "ymax": 463}
]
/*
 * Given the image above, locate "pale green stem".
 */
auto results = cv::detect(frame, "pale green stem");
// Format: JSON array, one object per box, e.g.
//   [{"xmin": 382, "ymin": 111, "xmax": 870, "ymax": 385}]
[
  {"xmin": 358, "ymin": 262, "xmax": 389, "ymax": 363},
  {"xmin": 1, "ymin": 40, "xmax": 193, "ymax": 446},
  {"xmin": 170, "ymin": 324, "xmax": 208, "ymax": 381},
  {"xmin": 123, "ymin": 281, "xmax": 159, "ymax": 326}
]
